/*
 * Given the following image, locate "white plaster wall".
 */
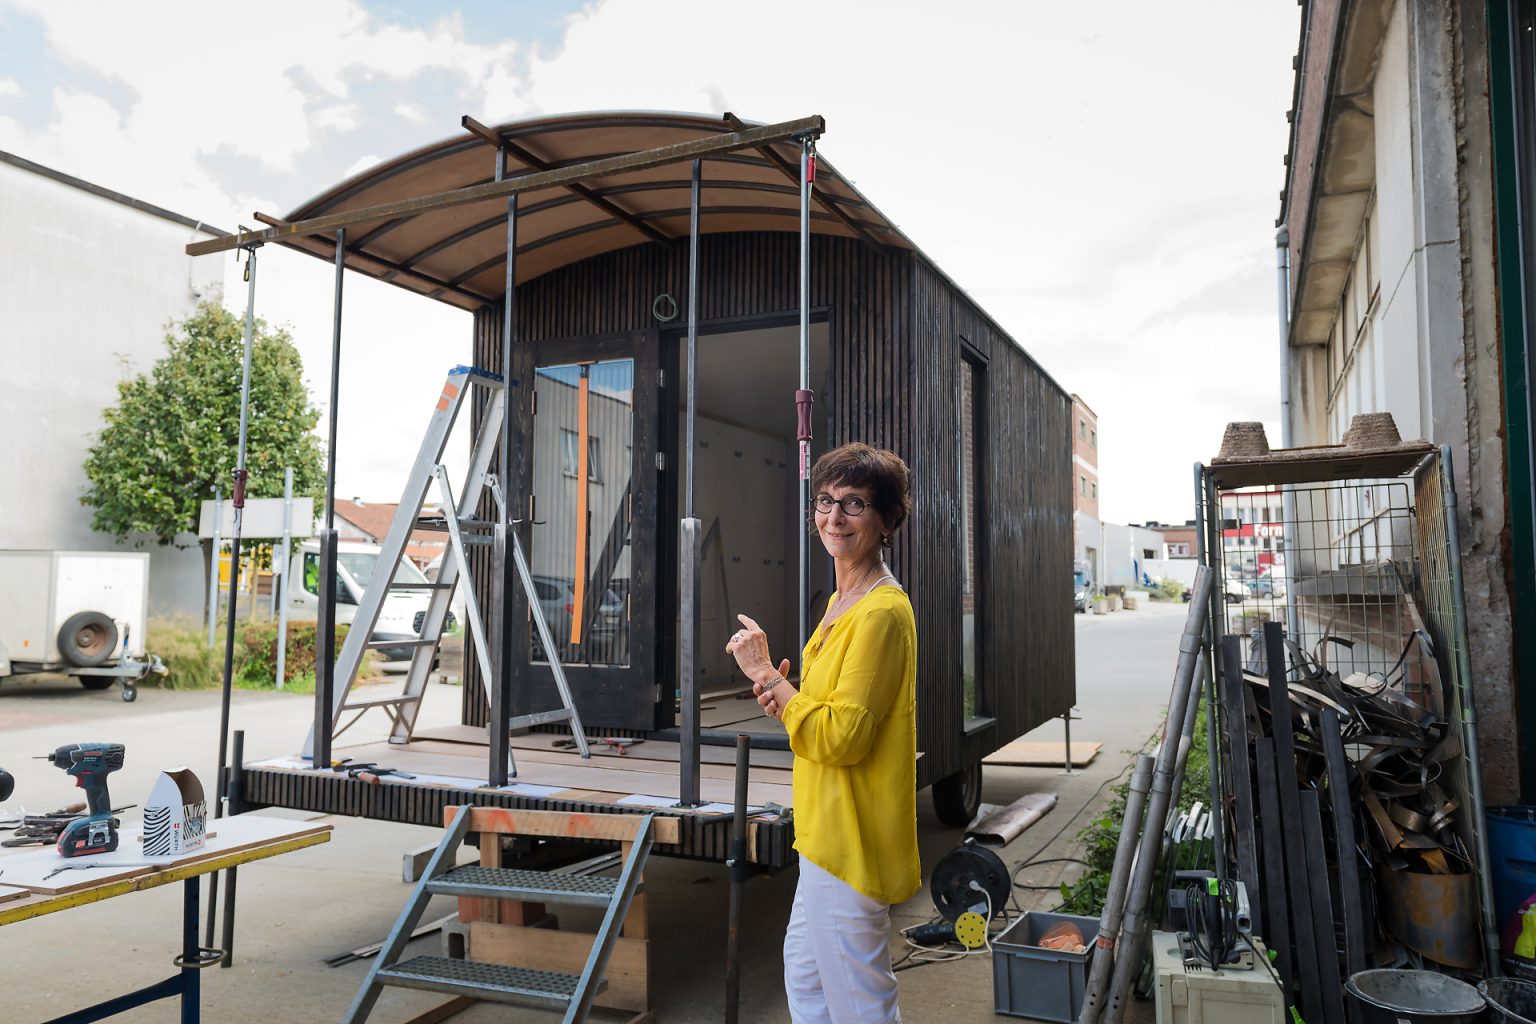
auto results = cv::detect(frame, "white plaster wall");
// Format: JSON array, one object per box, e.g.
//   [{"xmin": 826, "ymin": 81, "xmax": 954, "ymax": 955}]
[
  {"xmin": 0, "ymin": 161, "xmax": 228, "ymax": 619},
  {"xmin": 1366, "ymin": 0, "xmax": 1426, "ymax": 443}
]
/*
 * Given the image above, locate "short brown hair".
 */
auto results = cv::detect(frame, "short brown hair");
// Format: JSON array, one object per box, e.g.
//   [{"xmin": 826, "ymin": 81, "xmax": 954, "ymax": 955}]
[{"xmin": 811, "ymin": 442, "xmax": 912, "ymax": 543}]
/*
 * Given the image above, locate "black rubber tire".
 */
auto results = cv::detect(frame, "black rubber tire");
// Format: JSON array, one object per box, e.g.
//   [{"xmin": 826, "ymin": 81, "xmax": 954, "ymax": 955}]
[
  {"xmin": 78, "ymin": 676, "xmax": 115, "ymax": 690},
  {"xmin": 931, "ymin": 761, "xmax": 984, "ymax": 828},
  {"xmin": 121, "ymin": 684, "xmax": 137, "ymax": 703},
  {"xmin": 57, "ymin": 612, "xmax": 118, "ymax": 667}
]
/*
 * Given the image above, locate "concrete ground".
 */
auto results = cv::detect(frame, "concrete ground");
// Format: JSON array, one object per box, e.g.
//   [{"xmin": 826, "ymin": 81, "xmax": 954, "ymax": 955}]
[{"xmin": 0, "ymin": 601, "xmax": 1184, "ymax": 1023}]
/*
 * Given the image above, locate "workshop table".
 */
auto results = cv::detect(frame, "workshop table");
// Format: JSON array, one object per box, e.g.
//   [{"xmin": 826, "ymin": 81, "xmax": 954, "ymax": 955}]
[{"xmin": 0, "ymin": 814, "xmax": 331, "ymax": 1024}]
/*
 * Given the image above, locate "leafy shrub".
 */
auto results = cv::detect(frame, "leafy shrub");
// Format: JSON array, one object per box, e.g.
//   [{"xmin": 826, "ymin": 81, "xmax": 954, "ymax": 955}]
[
  {"xmin": 238, "ymin": 620, "xmax": 350, "ymax": 687},
  {"xmin": 146, "ymin": 616, "xmax": 231, "ymax": 690},
  {"xmin": 1056, "ymin": 703, "xmax": 1212, "ymax": 917},
  {"xmin": 1156, "ymin": 579, "xmax": 1187, "ymax": 602}
]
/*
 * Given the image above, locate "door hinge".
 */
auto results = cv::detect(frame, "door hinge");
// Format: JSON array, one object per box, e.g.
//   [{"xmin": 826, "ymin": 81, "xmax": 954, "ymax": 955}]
[
  {"xmin": 654, "ymin": 684, "xmax": 662, "ymax": 703},
  {"xmin": 531, "ymin": 389, "xmax": 538, "ymax": 416},
  {"xmin": 658, "ymin": 369, "xmax": 666, "ymax": 388},
  {"xmin": 655, "ymin": 452, "xmax": 665, "ymax": 472}
]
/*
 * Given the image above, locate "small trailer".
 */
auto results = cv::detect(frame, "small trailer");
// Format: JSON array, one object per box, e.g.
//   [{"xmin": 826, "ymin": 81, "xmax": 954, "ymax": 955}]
[
  {"xmin": 0, "ymin": 550, "xmax": 162, "ymax": 701},
  {"xmin": 192, "ymin": 111, "xmax": 1076, "ymax": 864}
]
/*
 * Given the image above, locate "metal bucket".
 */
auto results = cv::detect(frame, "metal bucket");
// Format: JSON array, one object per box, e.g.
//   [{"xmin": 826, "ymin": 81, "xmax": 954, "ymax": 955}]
[
  {"xmin": 1344, "ymin": 969, "xmax": 1485, "ymax": 1024},
  {"xmin": 1482, "ymin": 977, "xmax": 1536, "ymax": 1024}
]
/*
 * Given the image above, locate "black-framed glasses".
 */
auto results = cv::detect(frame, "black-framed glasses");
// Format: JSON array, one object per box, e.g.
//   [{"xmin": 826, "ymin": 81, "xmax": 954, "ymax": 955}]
[{"xmin": 813, "ymin": 493, "xmax": 868, "ymax": 516}]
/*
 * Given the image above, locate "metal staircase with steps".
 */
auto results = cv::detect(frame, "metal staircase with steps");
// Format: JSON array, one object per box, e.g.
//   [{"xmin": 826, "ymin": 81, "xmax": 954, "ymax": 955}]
[
  {"xmin": 304, "ymin": 365, "xmax": 590, "ymax": 772},
  {"xmin": 343, "ymin": 804, "xmax": 655, "ymax": 1024}
]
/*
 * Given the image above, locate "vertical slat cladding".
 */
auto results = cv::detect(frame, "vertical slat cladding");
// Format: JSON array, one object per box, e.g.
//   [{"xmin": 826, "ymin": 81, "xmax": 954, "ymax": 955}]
[{"xmin": 462, "ymin": 235, "xmax": 1072, "ymax": 785}]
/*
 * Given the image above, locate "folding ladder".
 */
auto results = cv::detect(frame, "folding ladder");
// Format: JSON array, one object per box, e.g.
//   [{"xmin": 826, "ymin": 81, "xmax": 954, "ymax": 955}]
[
  {"xmin": 305, "ymin": 365, "xmax": 590, "ymax": 770},
  {"xmin": 342, "ymin": 804, "xmax": 654, "ymax": 1024}
]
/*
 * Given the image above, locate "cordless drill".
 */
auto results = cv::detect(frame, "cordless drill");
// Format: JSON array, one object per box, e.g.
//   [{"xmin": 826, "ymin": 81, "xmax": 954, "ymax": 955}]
[{"xmin": 43, "ymin": 743, "xmax": 125, "ymax": 857}]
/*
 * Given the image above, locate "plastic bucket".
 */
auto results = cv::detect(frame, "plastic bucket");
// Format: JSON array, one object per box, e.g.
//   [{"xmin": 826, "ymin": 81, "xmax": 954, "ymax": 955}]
[
  {"xmin": 1483, "ymin": 977, "xmax": 1536, "ymax": 1024},
  {"xmin": 1489, "ymin": 807, "xmax": 1536, "ymax": 934},
  {"xmin": 1344, "ymin": 969, "xmax": 1485, "ymax": 1024}
]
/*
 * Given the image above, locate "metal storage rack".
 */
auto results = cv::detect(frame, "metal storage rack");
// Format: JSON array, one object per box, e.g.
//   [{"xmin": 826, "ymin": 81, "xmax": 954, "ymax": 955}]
[{"xmin": 1195, "ymin": 438, "xmax": 1498, "ymax": 1000}]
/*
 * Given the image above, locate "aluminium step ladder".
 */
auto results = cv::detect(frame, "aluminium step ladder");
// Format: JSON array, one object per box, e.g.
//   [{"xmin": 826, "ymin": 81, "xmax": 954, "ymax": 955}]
[
  {"xmin": 342, "ymin": 804, "xmax": 655, "ymax": 1024},
  {"xmin": 304, "ymin": 365, "xmax": 590, "ymax": 771}
]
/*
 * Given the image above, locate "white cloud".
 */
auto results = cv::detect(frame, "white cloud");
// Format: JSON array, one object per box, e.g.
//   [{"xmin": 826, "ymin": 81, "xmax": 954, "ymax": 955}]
[
  {"xmin": 0, "ymin": 0, "xmax": 1300, "ymax": 519},
  {"xmin": 0, "ymin": 77, "xmax": 20, "ymax": 97}
]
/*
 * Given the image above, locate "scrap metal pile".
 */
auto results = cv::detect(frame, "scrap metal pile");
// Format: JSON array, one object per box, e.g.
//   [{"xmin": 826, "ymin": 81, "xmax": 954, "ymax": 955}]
[{"xmin": 1224, "ymin": 617, "xmax": 1479, "ymax": 1024}]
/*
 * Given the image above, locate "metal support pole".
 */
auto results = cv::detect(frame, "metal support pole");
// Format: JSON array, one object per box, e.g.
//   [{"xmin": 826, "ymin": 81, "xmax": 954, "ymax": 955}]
[
  {"xmin": 1193, "ymin": 464, "xmax": 1227, "ymax": 886},
  {"xmin": 490, "ymin": 149, "xmax": 518, "ymax": 788},
  {"xmin": 312, "ymin": 227, "xmax": 346, "ymax": 774},
  {"xmin": 1077, "ymin": 753, "xmax": 1155, "ymax": 1024},
  {"xmin": 1061, "ymin": 710, "xmax": 1077, "ymax": 776},
  {"xmin": 724, "ymin": 733, "xmax": 751, "ymax": 1023},
  {"xmin": 208, "ymin": 242, "xmax": 258, "ymax": 949},
  {"xmin": 679, "ymin": 158, "xmax": 703, "ymax": 807},
  {"xmin": 796, "ymin": 137, "xmax": 815, "ymax": 652},
  {"xmin": 1103, "ymin": 566, "xmax": 1213, "ymax": 1024},
  {"xmin": 206, "ymin": 489, "xmax": 221, "ymax": 647},
  {"xmin": 218, "ymin": 729, "xmax": 244, "ymax": 967},
  {"xmin": 275, "ymin": 467, "xmax": 293, "ymax": 689},
  {"xmin": 1441, "ymin": 445, "xmax": 1501, "ymax": 975}
]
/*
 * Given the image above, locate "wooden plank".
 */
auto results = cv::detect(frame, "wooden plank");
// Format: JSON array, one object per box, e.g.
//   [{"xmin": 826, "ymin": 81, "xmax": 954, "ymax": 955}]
[
  {"xmin": 408, "ymin": 738, "xmax": 794, "ymax": 786},
  {"xmin": 1319, "ymin": 707, "xmax": 1370, "ymax": 976},
  {"xmin": 447, "ymin": 805, "xmax": 681, "ymax": 846},
  {"xmin": 1253, "ymin": 742, "xmax": 1295, "ymax": 996},
  {"xmin": 1299, "ymin": 789, "xmax": 1346, "ymax": 1024},
  {"xmin": 0, "ymin": 816, "xmax": 332, "ymax": 895},
  {"xmin": 470, "ymin": 921, "xmax": 649, "ymax": 1013},
  {"xmin": 982, "ymin": 740, "xmax": 1100, "ymax": 767},
  {"xmin": 1220, "ymin": 635, "xmax": 1263, "ymax": 937}
]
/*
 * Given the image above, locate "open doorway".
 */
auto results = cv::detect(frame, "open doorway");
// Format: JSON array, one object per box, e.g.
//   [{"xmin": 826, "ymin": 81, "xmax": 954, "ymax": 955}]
[{"xmin": 674, "ymin": 322, "xmax": 832, "ymax": 697}]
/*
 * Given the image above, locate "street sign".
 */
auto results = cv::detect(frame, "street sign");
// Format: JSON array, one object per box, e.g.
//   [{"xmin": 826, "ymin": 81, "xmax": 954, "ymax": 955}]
[{"xmin": 198, "ymin": 497, "xmax": 316, "ymax": 539}]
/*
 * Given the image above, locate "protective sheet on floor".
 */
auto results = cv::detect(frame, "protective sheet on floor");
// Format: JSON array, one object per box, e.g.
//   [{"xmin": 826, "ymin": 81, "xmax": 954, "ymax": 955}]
[{"xmin": 964, "ymin": 792, "xmax": 1057, "ymax": 846}]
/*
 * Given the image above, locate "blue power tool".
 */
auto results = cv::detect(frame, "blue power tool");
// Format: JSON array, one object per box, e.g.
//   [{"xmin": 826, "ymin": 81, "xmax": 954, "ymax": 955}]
[{"xmin": 42, "ymin": 743, "xmax": 125, "ymax": 857}]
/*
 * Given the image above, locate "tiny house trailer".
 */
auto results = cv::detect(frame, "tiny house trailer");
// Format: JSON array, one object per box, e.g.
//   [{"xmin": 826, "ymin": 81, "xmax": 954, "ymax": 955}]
[{"xmin": 194, "ymin": 112, "xmax": 1075, "ymax": 864}]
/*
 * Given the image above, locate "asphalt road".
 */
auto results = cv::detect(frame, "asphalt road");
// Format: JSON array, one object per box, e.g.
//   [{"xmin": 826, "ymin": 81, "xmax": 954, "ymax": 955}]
[{"xmin": 0, "ymin": 601, "xmax": 1186, "ymax": 1023}]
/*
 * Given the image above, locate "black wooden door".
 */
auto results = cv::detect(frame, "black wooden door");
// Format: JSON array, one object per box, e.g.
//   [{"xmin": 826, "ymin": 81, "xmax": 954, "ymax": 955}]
[{"xmin": 510, "ymin": 330, "xmax": 660, "ymax": 730}]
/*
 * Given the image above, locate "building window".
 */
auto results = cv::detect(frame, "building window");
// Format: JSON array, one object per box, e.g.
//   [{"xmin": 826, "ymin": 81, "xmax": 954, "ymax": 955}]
[
  {"xmin": 1079, "ymin": 419, "xmax": 1086, "ymax": 440},
  {"xmin": 560, "ymin": 430, "xmax": 602, "ymax": 482},
  {"xmin": 1091, "ymin": 482, "xmax": 1098, "ymax": 500},
  {"xmin": 1090, "ymin": 428, "xmax": 1097, "ymax": 448},
  {"xmin": 1080, "ymin": 475, "xmax": 1087, "ymax": 496}
]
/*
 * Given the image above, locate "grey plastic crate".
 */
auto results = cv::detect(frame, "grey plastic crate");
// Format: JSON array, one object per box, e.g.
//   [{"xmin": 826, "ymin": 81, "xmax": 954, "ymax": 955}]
[{"xmin": 992, "ymin": 910, "xmax": 1100, "ymax": 1022}]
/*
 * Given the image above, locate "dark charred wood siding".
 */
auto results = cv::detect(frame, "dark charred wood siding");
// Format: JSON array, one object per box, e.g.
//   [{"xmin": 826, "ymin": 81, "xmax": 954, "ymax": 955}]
[{"xmin": 463, "ymin": 233, "xmax": 1073, "ymax": 787}]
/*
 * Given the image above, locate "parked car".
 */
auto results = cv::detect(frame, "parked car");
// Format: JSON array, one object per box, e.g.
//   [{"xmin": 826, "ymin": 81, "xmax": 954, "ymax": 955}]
[
  {"xmin": 290, "ymin": 541, "xmax": 453, "ymax": 662},
  {"xmin": 530, "ymin": 575, "xmax": 627, "ymax": 663},
  {"xmin": 1073, "ymin": 569, "xmax": 1093, "ymax": 613},
  {"xmin": 1224, "ymin": 575, "xmax": 1251, "ymax": 603},
  {"xmin": 1249, "ymin": 570, "xmax": 1287, "ymax": 599}
]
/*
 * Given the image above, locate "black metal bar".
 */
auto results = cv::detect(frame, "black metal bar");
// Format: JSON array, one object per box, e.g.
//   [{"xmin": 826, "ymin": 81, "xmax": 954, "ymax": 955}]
[
  {"xmin": 1220, "ymin": 635, "xmax": 1263, "ymax": 937},
  {"xmin": 1264, "ymin": 622, "xmax": 1324, "ymax": 1024},
  {"xmin": 1320, "ymin": 707, "xmax": 1369, "ymax": 976},
  {"xmin": 679, "ymin": 156, "xmax": 702, "ymax": 808},
  {"xmin": 1298, "ymin": 788, "xmax": 1346, "ymax": 1024},
  {"xmin": 1253, "ymin": 741, "xmax": 1295, "ymax": 996},
  {"xmin": 724, "ymin": 733, "xmax": 751, "ymax": 1023},
  {"xmin": 218, "ymin": 729, "xmax": 245, "ymax": 968},
  {"xmin": 186, "ymin": 114, "xmax": 827, "ymax": 256},
  {"xmin": 313, "ymin": 225, "xmax": 346, "ymax": 776},
  {"xmin": 208, "ymin": 242, "xmax": 259, "ymax": 951},
  {"xmin": 489, "ymin": 147, "xmax": 516, "ymax": 788}
]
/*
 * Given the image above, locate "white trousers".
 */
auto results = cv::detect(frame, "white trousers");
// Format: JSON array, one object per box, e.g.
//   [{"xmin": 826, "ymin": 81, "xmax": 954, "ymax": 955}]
[{"xmin": 783, "ymin": 857, "xmax": 902, "ymax": 1024}]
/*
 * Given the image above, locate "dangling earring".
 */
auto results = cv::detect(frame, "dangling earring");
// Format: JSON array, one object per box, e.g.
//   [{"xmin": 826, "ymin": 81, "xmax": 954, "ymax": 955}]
[{"xmin": 882, "ymin": 533, "xmax": 890, "ymax": 546}]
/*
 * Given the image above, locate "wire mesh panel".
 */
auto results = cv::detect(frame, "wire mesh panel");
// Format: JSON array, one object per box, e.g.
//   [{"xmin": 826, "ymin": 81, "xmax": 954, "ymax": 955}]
[{"xmin": 1211, "ymin": 480, "xmax": 1425, "ymax": 693}]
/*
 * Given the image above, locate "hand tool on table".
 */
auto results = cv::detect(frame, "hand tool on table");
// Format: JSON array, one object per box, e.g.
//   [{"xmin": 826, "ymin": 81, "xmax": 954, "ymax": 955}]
[{"xmin": 38, "ymin": 742, "xmax": 125, "ymax": 857}]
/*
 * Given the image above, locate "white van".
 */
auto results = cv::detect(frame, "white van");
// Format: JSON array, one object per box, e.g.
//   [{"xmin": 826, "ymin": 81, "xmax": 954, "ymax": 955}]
[{"xmin": 288, "ymin": 541, "xmax": 452, "ymax": 660}]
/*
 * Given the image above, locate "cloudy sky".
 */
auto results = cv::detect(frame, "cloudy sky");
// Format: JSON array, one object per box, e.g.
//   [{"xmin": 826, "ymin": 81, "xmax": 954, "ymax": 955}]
[{"xmin": 0, "ymin": 0, "xmax": 1299, "ymax": 525}]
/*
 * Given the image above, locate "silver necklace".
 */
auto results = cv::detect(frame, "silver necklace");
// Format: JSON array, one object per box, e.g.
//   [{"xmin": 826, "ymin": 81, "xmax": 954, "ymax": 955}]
[{"xmin": 816, "ymin": 560, "xmax": 884, "ymax": 651}]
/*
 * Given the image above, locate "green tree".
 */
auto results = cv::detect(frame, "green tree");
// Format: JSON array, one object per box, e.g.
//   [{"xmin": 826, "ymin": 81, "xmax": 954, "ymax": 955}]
[{"xmin": 81, "ymin": 300, "xmax": 325, "ymax": 548}]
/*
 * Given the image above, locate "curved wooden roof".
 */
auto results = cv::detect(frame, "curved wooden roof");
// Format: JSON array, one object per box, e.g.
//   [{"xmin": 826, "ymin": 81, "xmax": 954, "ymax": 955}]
[{"xmin": 275, "ymin": 111, "xmax": 913, "ymax": 311}]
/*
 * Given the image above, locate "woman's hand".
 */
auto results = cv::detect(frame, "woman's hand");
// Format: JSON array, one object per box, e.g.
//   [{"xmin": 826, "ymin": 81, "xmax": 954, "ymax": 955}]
[
  {"xmin": 755, "ymin": 660, "xmax": 797, "ymax": 721},
  {"xmin": 724, "ymin": 614, "xmax": 776, "ymax": 681}
]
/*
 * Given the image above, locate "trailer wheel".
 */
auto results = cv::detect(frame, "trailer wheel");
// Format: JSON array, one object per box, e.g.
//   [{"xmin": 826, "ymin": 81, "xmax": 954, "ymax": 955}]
[
  {"xmin": 78, "ymin": 676, "xmax": 115, "ymax": 690},
  {"xmin": 57, "ymin": 612, "xmax": 118, "ymax": 667},
  {"xmin": 120, "ymin": 683, "xmax": 137, "ymax": 703},
  {"xmin": 931, "ymin": 761, "xmax": 983, "ymax": 827}
]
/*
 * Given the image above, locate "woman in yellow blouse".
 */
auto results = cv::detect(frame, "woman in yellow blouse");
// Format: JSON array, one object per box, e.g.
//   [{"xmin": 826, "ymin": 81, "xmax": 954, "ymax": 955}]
[{"xmin": 725, "ymin": 442, "xmax": 918, "ymax": 1024}]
